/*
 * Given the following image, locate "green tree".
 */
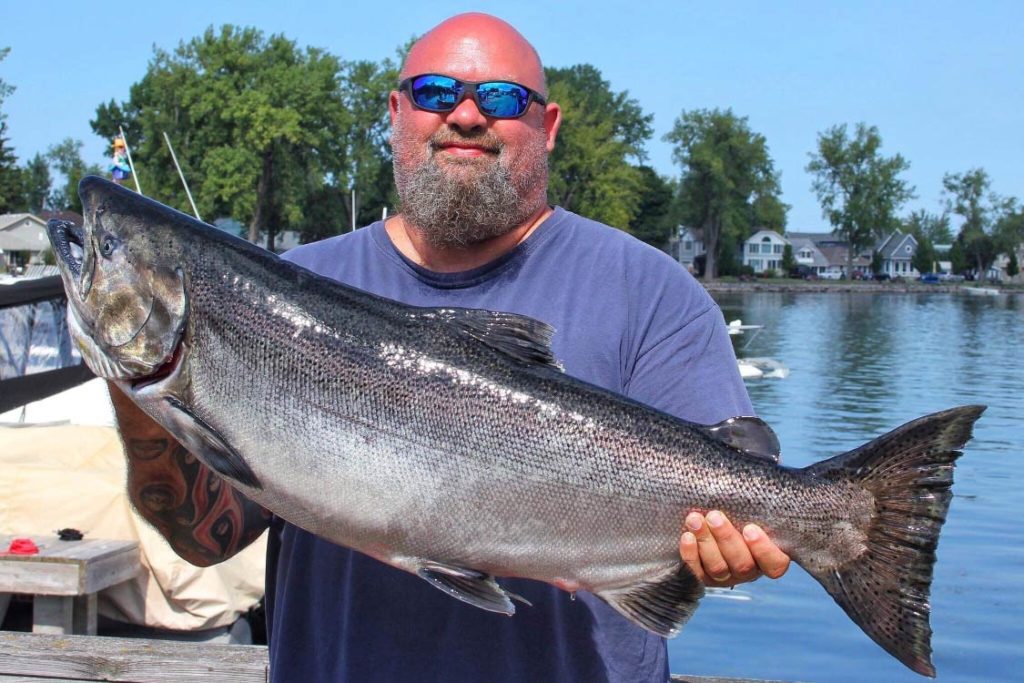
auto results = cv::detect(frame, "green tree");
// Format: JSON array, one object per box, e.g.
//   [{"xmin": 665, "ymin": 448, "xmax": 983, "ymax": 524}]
[
  {"xmin": 0, "ymin": 47, "xmax": 23, "ymax": 213},
  {"xmin": 46, "ymin": 138, "xmax": 103, "ymax": 214},
  {"xmin": 781, "ymin": 243, "xmax": 796, "ymax": 274},
  {"xmin": 627, "ymin": 165, "xmax": 675, "ymax": 248},
  {"xmin": 948, "ymin": 239, "xmax": 968, "ymax": 275},
  {"xmin": 911, "ymin": 235, "xmax": 936, "ymax": 274},
  {"xmin": 941, "ymin": 168, "xmax": 1014, "ymax": 282},
  {"xmin": 546, "ymin": 64, "xmax": 652, "ymax": 229},
  {"xmin": 21, "ymin": 153, "xmax": 51, "ymax": 213},
  {"xmin": 664, "ymin": 108, "xmax": 786, "ymax": 280},
  {"xmin": 806, "ymin": 123, "xmax": 914, "ymax": 278},
  {"xmin": 903, "ymin": 209, "xmax": 952, "ymax": 245},
  {"xmin": 1006, "ymin": 251, "xmax": 1019, "ymax": 279},
  {"xmin": 92, "ymin": 25, "xmax": 353, "ymax": 249},
  {"xmin": 870, "ymin": 250, "xmax": 884, "ymax": 275}
]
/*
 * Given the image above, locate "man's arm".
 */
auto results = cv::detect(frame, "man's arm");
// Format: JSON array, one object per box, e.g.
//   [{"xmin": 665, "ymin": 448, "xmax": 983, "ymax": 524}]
[{"xmin": 108, "ymin": 382, "xmax": 271, "ymax": 566}]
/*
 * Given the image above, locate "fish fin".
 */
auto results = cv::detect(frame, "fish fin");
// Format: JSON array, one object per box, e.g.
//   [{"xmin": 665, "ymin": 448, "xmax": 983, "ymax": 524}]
[
  {"xmin": 801, "ymin": 405, "xmax": 986, "ymax": 677},
  {"xmin": 596, "ymin": 564, "xmax": 704, "ymax": 637},
  {"xmin": 701, "ymin": 416, "xmax": 781, "ymax": 463},
  {"xmin": 416, "ymin": 561, "xmax": 520, "ymax": 615},
  {"xmin": 164, "ymin": 396, "xmax": 262, "ymax": 490},
  {"xmin": 427, "ymin": 308, "xmax": 562, "ymax": 371}
]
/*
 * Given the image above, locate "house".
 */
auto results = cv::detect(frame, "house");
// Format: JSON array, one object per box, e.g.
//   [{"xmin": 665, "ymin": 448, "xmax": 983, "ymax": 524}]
[
  {"xmin": 786, "ymin": 236, "xmax": 830, "ymax": 274},
  {"xmin": 670, "ymin": 226, "xmax": 704, "ymax": 272},
  {"xmin": 742, "ymin": 230, "xmax": 787, "ymax": 274},
  {"xmin": 0, "ymin": 213, "xmax": 51, "ymax": 271},
  {"xmin": 876, "ymin": 232, "xmax": 918, "ymax": 279}
]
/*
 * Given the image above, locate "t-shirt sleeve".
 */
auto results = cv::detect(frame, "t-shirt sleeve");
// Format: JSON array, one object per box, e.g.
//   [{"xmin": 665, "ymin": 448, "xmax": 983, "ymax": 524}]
[{"xmin": 621, "ymin": 265, "xmax": 754, "ymax": 426}]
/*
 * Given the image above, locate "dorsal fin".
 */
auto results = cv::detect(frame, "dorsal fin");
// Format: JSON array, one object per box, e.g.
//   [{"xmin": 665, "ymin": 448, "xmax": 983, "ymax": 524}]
[
  {"xmin": 702, "ymin": 416, "xmax": 781, "ymax": 463},
  {"xmin": 418, "ymin": 308, "xmax": 562, "ymax": 371}
]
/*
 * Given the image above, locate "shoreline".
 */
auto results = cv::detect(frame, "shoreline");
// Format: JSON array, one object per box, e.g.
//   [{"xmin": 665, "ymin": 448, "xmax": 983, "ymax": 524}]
[{"xmin": 700, "ymin": 280, "xmax": 1020, "ymax": 295}]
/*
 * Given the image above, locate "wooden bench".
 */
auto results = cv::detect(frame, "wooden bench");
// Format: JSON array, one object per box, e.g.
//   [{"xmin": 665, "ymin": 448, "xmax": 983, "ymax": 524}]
[
  {"xmin": 0, "ymin": 632, "xmax": 269, "ymax": 682},
  {"xmin": 0, "ymin": 537, "xmax": 140, "ymax": 636}
]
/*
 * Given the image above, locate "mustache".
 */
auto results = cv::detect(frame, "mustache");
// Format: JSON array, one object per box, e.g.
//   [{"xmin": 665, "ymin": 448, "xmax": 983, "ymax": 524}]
[{"xmin": 429, "ymin": 130, "xmax": 503, "ymax": 154}]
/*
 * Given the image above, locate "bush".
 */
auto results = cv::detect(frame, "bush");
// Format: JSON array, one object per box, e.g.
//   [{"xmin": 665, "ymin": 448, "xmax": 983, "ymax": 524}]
[
  {"xmin": 761, "ymin": 268, "xmax": 778, "ymax": 279},
  {"xmin": 739, "ymin": 264, "xmax": 755, "ymax": 277}
]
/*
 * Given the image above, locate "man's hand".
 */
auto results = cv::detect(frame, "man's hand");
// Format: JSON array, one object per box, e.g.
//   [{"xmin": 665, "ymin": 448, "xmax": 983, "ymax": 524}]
[{"xmin": 679, "ymin": 510, "xmax": 790, "ymax": 587}]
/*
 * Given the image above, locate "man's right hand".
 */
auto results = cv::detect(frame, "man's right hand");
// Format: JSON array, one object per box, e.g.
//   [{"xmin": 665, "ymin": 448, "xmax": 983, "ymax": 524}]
[{"xmin": 108, "ymin": 382, "xmax": 270, "ymax": 566}]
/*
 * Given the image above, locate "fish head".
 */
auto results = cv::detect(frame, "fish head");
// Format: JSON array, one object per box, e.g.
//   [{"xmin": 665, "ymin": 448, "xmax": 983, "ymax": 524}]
[{"xmin": 47, "ymin": 176, "xmax": 188, "ymax": 382}]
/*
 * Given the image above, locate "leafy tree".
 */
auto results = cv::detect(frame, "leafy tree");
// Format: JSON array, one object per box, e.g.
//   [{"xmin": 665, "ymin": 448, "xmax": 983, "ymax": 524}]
[
  {"xmin": 941, "ymin": 168, "xmax": 1016, "ymax": 282},
  {"xmin": 911, "ymin": 235, "xmax": 936, "ymax": 274},
  {"xmin": 0, "ymin": 47, "xmax": 23, "ymax": 213},
  {"xmin": 871, "ymin": 250, "xmax": 883, "ymax": 274},
  {"xmin": 46, "ymin": 138, "xmax": 103, "ymax": 214},
  {"xmin": 948, "ymin": 239, "xmax": 968, "ymax": 275},
  {"xmin": 806, "ymin": 123, "xmax": 914, "ymax": 278},
  {"xmin": 1006, "ymin": 251, "xmax": 1019, "ymax": 279},
  {"xmin": 546, "ymin": 64, "xmax": 652, "ymax": 229},
  {"xmin": 781, "ymin": 243, "xmax": 796, "ymax": 274},
  {"xmin": 21, "ymin": 153, "xmax": 51, "ymax": 213},
  {"xmin": 903, "ymin": 209, "xmax": 952, "ymax": 245},
  {"xmin": 92, "ymin": 25, "xmax": 353, "ymax": 249},
  {"xmin": 664, "ymin": 108, "xmax": 786, "ymax": 280},
  {"xmin": 627, "ymin": 165, "xmax": 675, "ymax": 248}
]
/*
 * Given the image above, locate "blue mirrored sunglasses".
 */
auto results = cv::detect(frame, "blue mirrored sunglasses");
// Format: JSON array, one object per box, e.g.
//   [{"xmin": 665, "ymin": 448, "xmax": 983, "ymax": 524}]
[{"xmin": 399, "ymin": 74, "xmax": 547, "ymax": 119}]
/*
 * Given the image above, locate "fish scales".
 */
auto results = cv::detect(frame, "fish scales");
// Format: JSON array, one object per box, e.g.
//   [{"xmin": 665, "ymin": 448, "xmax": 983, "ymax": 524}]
[{"xmin": 46, "ymin": 177, "xmax": 985, "ymax": 677}]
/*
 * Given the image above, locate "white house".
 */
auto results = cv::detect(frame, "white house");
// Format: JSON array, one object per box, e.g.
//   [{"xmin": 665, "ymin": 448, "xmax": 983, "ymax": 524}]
[
  {"xmin": 742, "ymin": 230, "xmax": 787, "ymax": 274},
  {"xmin": 671, "ymin": 226, "xmax": 704, "ymax": 272},
  {"xmin": 0, "ymin": 213, "xmax": 51, "ymax": 271},
  {"xmin": 876, "ymin": 232, "xmax": 918, "ymax": 279}
]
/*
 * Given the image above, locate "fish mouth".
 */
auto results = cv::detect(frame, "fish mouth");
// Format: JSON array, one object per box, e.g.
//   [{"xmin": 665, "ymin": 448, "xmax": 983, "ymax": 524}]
[
  {"xmin": 130, "ymin": 340, "xmax": 185, "ymax": 393},
  {"xmin": 47, "ymin": 219, "xmax": 91, "ymax": 294}
]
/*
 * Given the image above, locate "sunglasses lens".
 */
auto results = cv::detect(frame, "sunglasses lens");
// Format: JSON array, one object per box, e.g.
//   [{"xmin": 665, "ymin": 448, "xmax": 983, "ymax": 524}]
[
  {"xmin": 411, "ymin": 75, "xmax": 462, "ymax": 111},
  {"xmin": 476, "ymin": 82, "xmax": 530, "ymax": 117}
]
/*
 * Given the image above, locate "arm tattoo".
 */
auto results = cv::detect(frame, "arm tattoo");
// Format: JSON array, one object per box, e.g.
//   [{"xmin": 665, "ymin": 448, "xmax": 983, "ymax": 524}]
[{"xmin": 127, "ymin": 437, "xmax": 270, "ymax": 565}]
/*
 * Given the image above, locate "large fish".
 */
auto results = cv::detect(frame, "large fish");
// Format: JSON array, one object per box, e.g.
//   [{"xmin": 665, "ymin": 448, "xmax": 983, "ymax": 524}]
[{"xmin": 48, "ymin": 177, "xmax": 982, "ymax": 677}]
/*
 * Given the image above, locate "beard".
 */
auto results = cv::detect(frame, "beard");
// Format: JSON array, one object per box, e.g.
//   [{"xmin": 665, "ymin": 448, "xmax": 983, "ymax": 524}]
[{"xmin": 392, "ymin": 123, "xmax": 549, "ymax": 248}]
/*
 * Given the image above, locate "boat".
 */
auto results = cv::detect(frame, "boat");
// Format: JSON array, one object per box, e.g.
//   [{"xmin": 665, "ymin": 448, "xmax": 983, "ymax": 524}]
[
  {"xmin": 963, "ymin": 286, "xmax": 1000, "ymax": 297},
  {"xmin": 726, "ymin": 320, "xmax": 789, "ymax": 381}
]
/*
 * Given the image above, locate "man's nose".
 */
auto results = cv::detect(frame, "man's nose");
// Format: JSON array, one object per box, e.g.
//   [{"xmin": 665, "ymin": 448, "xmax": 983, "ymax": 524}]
[{"xmin": 445, "ymin": 96, "xmax": 488, "ymax": 131}]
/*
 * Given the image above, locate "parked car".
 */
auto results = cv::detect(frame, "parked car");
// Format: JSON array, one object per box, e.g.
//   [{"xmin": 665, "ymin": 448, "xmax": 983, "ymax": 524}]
[
  {"xmin": 919, "ymin": 273, "xmax": 940, "ymax": 284},
  {"xmin": 819, "ymin": 270, "xmax": 843, "ymax": 280},
  {"xmin": 937, "ymin": 272, "xmax": 965, "ymax": 283},
  {"xmin": 874, "ymin": 273, "xmax": 892, "ymax": 282}
]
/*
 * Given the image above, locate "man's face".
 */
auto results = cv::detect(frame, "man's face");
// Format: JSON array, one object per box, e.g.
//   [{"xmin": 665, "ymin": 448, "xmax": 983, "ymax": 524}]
[{"xmin": 389, "ymin": 30, "xmax": 560, "ymax": 247}]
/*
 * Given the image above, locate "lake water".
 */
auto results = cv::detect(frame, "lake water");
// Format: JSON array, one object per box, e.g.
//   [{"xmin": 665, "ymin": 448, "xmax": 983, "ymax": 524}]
[{"xmin": 667, "ymin": 291, "xmax": 1023, "ymax": 683}]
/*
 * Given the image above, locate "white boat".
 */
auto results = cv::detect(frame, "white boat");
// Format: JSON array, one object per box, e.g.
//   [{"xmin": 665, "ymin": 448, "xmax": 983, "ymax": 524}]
[
  {"xmin": 727, "ymin": 319, "xmax": 789, "ymax": 380},
  {"xmin": 963, "ymin": 286, "xmax": 1000, "ymax": 297}
]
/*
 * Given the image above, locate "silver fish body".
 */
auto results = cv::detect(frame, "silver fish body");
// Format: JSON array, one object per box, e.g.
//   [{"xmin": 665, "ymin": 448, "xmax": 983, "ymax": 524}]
[{"xmin": 48, "ymin": 177, "xmax": 984, "ymax": 677}]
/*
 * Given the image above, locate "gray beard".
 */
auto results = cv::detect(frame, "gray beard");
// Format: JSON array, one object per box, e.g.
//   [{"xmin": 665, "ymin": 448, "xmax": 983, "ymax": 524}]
[{"xmin": 395, "ymin": 156, "xmax": 530, "ymax": 248}]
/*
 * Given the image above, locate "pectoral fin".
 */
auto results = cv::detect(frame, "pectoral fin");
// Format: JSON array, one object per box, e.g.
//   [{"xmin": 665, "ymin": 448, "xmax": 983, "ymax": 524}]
[
  {"xmin": 165, "ymin": 396, "xmax": 262, "ymax": 490},
  {"xmin": 597, "ymin": 564, "xmax": 704, "ymax": 637},
  {"xmin": 417, "ymin": 560, "xmax": 530, "ymax": 615},
  {"xmin": 702, "ymin": 416, "xmax": 781, "ymax": 463}
]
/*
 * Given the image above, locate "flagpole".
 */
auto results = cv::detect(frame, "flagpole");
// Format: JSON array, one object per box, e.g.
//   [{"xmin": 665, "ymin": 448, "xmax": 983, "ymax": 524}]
[{"xmin": 162, "ymin": 131, "xmax": 202, "ymax": 221}]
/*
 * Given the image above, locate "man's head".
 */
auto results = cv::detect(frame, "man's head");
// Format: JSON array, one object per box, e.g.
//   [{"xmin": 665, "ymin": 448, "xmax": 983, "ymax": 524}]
[{"xmin": 390, "ymin": 13, "xmax": 561, "ymax": 247}]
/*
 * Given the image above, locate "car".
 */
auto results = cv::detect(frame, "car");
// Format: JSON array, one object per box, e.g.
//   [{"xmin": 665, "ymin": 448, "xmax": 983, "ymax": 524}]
[
  {"xmin": 819, "ymin": 270, "xmax": 843, "ymax": 280},
  {"xmin": 919, "ymin": 273, "xmax": 940, "ymax": 284},
  {"xmin": 938, "ymin": 272, "xmax": 965, "ymax": 283},
  {"xmin": 874, "ymin": 273, "xmax": 892, "ymax": 282}
]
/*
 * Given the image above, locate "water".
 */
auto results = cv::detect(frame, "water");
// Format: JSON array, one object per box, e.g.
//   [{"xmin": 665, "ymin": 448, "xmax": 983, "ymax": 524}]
[{"xmin": 667, "ymin": 291, "xmax": 1024, "ymax": 683}]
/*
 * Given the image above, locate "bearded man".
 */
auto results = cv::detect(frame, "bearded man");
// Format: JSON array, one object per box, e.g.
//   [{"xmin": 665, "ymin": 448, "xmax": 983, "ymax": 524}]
[{"xmin": 110, "ymin": 12, "xmax": 790, "ymax": 682}]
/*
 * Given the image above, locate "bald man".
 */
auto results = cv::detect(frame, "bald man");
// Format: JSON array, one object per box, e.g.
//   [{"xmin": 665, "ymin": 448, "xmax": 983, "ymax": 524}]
[{"xmin": 110, "ymin": 12, "xmax": 789, "ymax": 682}]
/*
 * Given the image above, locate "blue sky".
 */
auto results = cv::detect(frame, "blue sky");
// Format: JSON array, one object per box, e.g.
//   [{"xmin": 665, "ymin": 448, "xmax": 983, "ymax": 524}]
[{"xmin": 3, "ymin": 1, "xmax": 1021, "ymax": 230}]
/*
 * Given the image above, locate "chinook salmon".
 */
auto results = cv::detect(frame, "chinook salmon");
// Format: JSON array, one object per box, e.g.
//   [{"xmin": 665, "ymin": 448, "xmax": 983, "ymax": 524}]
[{"xmin": 48, "ymin": 177, "xmax": 982, "ymax": 677}]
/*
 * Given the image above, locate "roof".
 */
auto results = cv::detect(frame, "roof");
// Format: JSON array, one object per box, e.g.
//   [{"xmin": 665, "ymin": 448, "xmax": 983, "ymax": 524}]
[
  {"xmin": 39, "ymin": 210, "xmax": 84, "ymax": 227},
  {"xmin": 0, "ymin": 231, "xmax": 44, "ymax": 252},
  {"xmin": 0, "ymin": 213, "xmax": 47, "ymax": 231},
  {"xmin": 787, "ymin": 237, "xmax": 829, "ymax": 267},
  {"xmin": 877, "ymin": 232, "xmax": 918, "ymax": 260},
  {"xmin": 746, "ymin": 229, "xmax": 788, "ymax": 244},
  {"xmin": 786, "ymin": 231, "xmax": 842, "ymax": 243}
]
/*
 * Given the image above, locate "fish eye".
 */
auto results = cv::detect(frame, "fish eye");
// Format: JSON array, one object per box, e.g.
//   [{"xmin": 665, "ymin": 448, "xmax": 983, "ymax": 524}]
[{"xmin": 100, "ymin": 235, "xmax": 118, "ymax": 258}]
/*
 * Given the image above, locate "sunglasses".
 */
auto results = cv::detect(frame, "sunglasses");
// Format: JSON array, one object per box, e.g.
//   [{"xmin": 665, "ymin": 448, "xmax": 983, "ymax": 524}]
[{"xmin": 399, "ymin": 74, "xmax": 547, "ymax": 119}]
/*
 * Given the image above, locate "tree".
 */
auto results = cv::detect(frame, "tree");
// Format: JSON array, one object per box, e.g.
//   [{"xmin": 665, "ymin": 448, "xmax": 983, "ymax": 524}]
[
  {"xmin": 92, "ymin": 25, "xmax": 354, "ymax": 249},
  {"xmin": 911, "ymin": 235, "xmax": 936, "ymax": 274},
  {"xmin": 21, "ymin": 153, "xmax": 51, "ymax": 213},
  {"xmin": 0, "ymin": 47, "xmax": 23, "ymax": 213},
  {"xmin": 546, "ymin": 64, "xmax": 652, "ymax": 229},
  {"xmin": 627, "ymin": 165, "xmax": 675, "ymax": 248},
  {"xmin": 664, "ymin": 108, "xmax": 786, "ymax": 280},
  {"xmin": 781, "ymin": 243, "xmax": 796, "ymax": 274},
  {"xmin": 46, "ymin": 138, "xmax": 103, "ymax": 214},
  {"xmin": 948, "ymin": 239, "xmax": 968, "ymax": 275},
  {"xmin": 903, "ymin": 209, "xmax": 952, "ymax": 245},
  {"xmin": 1006, "ymin": 251, "xmax": 1019, "ymax": 279},
  {"xmin": 806, "ymin": 123, "xmax": 914, "ymax": 278},
  {"xmin": 941, "ymin": 168, "xmax": 1012, "ymax": 282}
]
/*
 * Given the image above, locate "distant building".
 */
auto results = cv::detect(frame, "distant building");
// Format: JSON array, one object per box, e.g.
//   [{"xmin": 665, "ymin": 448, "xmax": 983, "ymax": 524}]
[
  {"xmin": 786, "ymin": 235, "xmax": 830, "ymax": 274},
  {"xmin": 0, "ymin": 213, "xmax": 50, "ymax": 271},
  {"xmin": 670, "ymin": 226, "xmax": 704, "ymax": 272},
  {"xmin": 742, "ymin": 230, "xmax": 787, "ymax": 273},
  {"xmin": 876, "ymin": 232, "xmax": 919, "ymax": 279}
]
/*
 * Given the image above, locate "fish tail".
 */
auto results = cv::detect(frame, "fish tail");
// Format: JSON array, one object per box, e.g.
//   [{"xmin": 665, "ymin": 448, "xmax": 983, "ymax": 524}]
[{"xmin": 800, "ymin": 405, "xmax": 985, "ymax": 678}]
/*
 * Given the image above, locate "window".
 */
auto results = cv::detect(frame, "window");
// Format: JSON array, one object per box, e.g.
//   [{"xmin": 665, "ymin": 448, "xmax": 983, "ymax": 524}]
[
  {"xmin": 684, "ymin": 240, "xmax": 692, "ymax": 251},
  {"xmin": 749, "ymin": 243, "xmax": 759, "ymax": 254},
  {"xmin": 773, "ymin": 244, "xmax": 783, "ymax": 254}
]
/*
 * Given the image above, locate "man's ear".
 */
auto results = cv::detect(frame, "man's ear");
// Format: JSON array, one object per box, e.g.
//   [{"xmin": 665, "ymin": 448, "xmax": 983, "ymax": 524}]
[
  {"xmin": 389, "ymin": 90, "xmax": 401, "ymax": 126},
  {"xmin": 542, "ymin": 103, "xmax": 562, "ymax": 153}
]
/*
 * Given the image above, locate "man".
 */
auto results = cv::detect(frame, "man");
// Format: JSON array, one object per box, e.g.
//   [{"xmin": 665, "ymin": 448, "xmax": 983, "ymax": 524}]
[{"xmin": 110, "ymin": 12, "xmax": 789, "ymax": 682}]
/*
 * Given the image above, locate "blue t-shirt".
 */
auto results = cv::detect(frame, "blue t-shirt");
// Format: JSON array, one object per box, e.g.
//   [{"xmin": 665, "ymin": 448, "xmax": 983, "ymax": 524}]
[{"xmin": 269, "ymin": 207, "xmax": 753, "ymax": 682}]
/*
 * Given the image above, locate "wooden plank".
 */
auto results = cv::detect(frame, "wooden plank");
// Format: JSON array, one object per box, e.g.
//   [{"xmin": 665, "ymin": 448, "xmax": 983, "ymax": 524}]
[
  {"xmin": 0, "ymin": 632, "xmax": 269, "ymax": 683},
  {"xmin": 0, "ymin": 561, "xmax": 80, "ymax": 596},
  {"xmin": 0, "ymin": 539, "xmax": 139, "ymax": 596},
  {"xmin": 71, "ymin": 594, "xmax": 97, "ymax": 636},
  {"xmin": 80, "ymin": 549, "xmax": 140, "ymax": 595}
]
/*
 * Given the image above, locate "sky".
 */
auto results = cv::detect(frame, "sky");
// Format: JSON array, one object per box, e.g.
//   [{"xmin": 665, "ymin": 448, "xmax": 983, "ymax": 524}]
[{"xmin": 2, "ymin": 1, "xmax": 1021, "ymax": 230}]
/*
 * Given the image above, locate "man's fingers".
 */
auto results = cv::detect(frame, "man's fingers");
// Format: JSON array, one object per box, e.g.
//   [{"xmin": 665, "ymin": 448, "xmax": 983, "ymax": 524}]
[
  {"xmin": 684, "ymin": 512, "xmax": 731, "ymax": 583},
  {"xmin": 742, "ymin": 524, "xmax": 791, "ymax": 579},
  {"xmin": 679, "ymin": 530, "xmax": 704, "ymax": 583},
  {"xmin": 705, "ymin": 511, "xmax": 759, "ymax": 582}
]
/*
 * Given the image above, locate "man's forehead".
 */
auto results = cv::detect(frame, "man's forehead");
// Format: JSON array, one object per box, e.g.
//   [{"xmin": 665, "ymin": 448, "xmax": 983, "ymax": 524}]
[{"xmin": 401, "ymin": 18, "xmax": 544, "ymax": 91}]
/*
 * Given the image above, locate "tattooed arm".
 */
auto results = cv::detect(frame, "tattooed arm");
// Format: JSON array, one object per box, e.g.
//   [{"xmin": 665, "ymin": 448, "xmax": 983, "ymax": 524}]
[{"xmin": 108, "ymin": 382, "xmax": 271, "ymax": 566}]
